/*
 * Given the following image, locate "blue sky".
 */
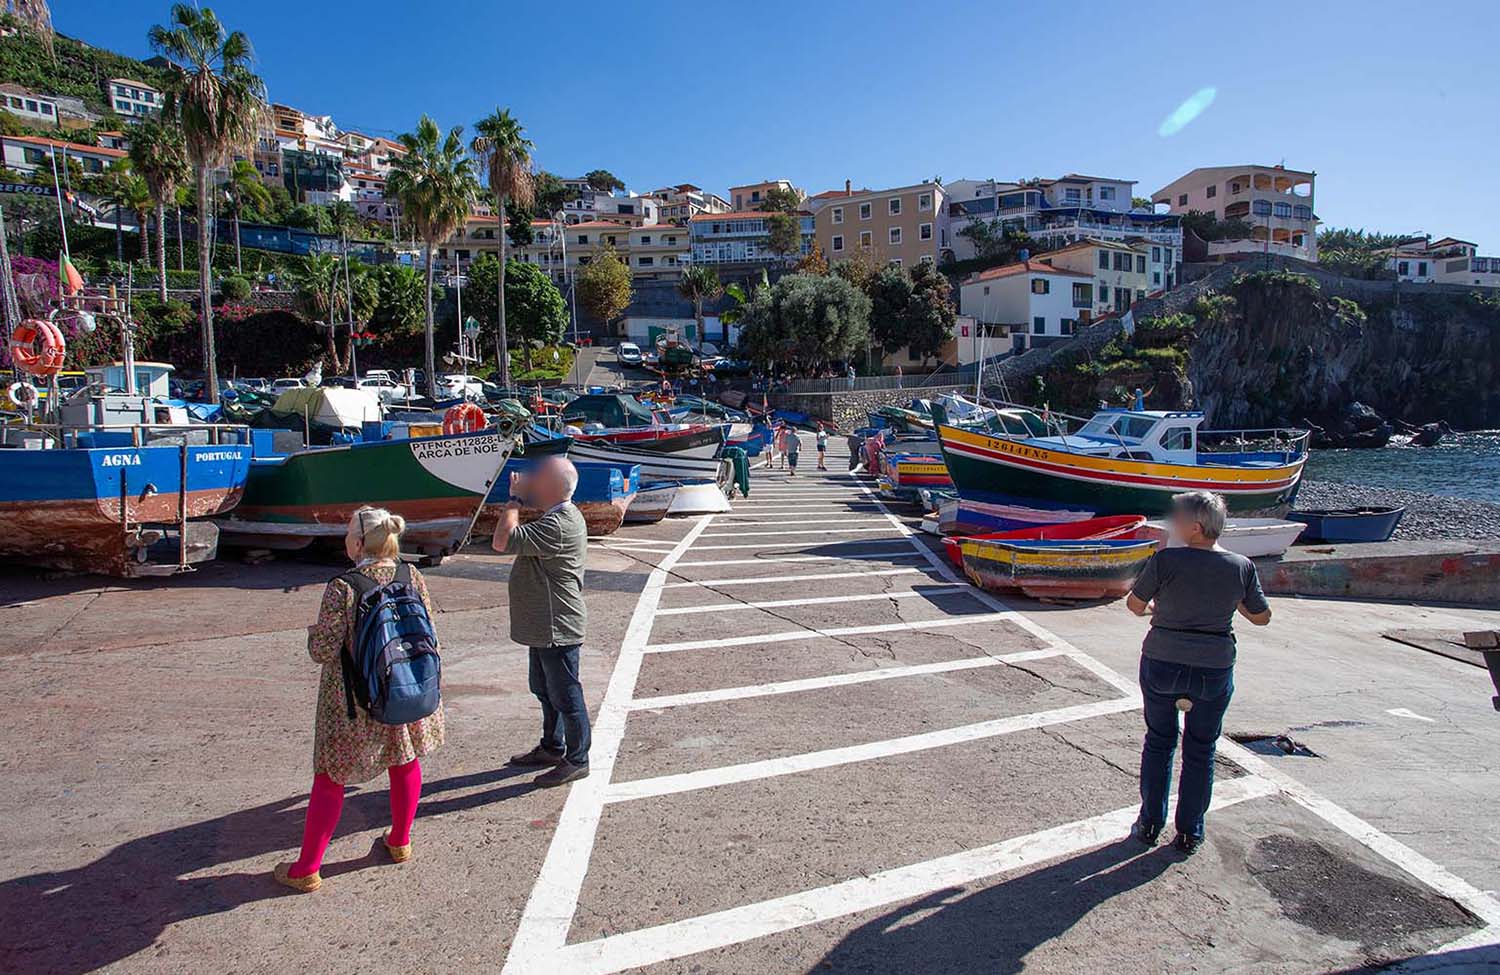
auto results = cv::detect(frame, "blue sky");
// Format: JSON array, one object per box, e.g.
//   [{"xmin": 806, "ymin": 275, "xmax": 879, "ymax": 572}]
[{"xmin": 56, "ymin": 0, "xmax": 1500, "ymax": 244}]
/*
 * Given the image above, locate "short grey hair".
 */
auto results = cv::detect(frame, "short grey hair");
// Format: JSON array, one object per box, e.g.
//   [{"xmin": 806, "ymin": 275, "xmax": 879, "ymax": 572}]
[
  {"xmin": 543, "ymin": 456, "xmax": 579, "ymax": 500},
  {"xmin": 1170, "ymin": 490, "xmax": 1227, "ymax": 540}
]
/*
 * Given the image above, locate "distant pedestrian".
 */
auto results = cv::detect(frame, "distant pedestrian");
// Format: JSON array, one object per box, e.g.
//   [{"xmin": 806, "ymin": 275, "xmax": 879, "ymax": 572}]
[
  {"xmin": 1126, "ymin": 491, "xmax": 1271, "ymax": 856},
  {"xmin": 845, "ymin": 362, "xmax": 856, "ymax": 390},
  {"xmin": 894, "ymin": 364, "xmax": 903, "ymax": 388},
  {"xmin": 773, "ymin": 423, "xmax": 791, "ymax": 470},
  {"xmin": 275, "ymin": 507, "xmax": 444, "ymax": 893},
  {"xmin": 784, "ymin": 426, "xmax": 801, "ymax": 476},
  {"xmin": 816, "ymin": 421, "xmax": 829, "ymax": 471},
  {"xmin": 493, "ymin": 457, "xmax": 591, "ymax": 787}
]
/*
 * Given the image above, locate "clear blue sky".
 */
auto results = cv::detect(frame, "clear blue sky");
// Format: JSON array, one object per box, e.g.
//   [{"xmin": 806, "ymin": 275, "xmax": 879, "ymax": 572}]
[{"xmin": 55, "ymin": 0, "xmax": 1500, "ymax": 244}]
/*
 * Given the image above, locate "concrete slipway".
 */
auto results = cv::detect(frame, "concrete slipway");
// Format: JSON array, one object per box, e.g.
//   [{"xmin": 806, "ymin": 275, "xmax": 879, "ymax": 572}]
[{"xmin": 1, "ymin": 440, "xmax": 1498, "ymax": 974}]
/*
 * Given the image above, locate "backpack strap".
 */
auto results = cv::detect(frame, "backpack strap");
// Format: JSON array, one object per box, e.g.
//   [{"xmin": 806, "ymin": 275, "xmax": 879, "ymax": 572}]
[
  {"xmin": 336, "ymin": 570, "xmax": 382, "ymax": 720},
  {"xmin": 394, "ymin": 561, "xmax": 413, "ymax": 586}
]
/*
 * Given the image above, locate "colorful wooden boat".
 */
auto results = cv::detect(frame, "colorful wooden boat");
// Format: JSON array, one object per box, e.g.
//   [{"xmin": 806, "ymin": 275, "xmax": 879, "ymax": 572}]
[
  {"xmin": 937, "ymin": 497, "xmax": 1099, "ymax": 535},
  {"xmin": 475, "ymin": 459, "xmax": 638, "ymax": 537},
  {"xmin": 959, "ymin": 537, "xmax": 1158, "ymax": 600},
  {"xmin": 941, "ymin": 514, "xmax": 1148, "ymax": 567},
  {"xmin": 568, "ymin": 438, "xmax": 725, "ymax": 484},
  {"xmin": 1287, "ymin": 506, "xmax": 1404, "ymax": 543},
  {"xmin": 1139, "ymin": 518, "xmax": 1307, "ymax": 559},
  {"xmin": 876, "ymin": 450, "xmax": 951, "ymax": 504},
  {"xmin": 215, "ymin": 428, "xmax": 515, "ymax": 560},
  {"xmin": 933, "ymin": 405, "xmax": 1308, "ymax": 518},
  {"xmin": 625, "ymin": 482, "xmax": 679, "ymax": 523},
  {"xmin": 0, "ymin": 439, "xmax": 252, "ymax": 576}
]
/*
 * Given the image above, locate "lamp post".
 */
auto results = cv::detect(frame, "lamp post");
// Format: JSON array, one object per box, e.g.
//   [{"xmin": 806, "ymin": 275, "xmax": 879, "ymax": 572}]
[{"xmin": 555, "ymin": 210, "xmax": 577, "ymax": 346}]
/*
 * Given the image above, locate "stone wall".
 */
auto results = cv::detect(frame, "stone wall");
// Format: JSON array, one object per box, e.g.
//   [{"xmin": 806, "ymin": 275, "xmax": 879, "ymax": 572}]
[{"xmin": 776, "ymin": 384, "xmax": 973, "ymax": 429}]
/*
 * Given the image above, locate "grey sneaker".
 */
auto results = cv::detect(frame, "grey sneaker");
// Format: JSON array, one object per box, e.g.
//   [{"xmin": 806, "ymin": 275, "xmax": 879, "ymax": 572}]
[
  {"xmin": 533, "ymin": 761, "xmax": 590, "ymax": 788},
  {"xmin": 509, "ymin": 745, "xmax": 565, "ymax": 767}
]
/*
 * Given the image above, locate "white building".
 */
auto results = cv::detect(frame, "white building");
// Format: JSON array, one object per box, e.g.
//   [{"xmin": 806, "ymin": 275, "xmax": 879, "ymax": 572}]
[
  {"xmin": 1152, "ymin": 164, "xmax": 1317, "ymax": 262},
  {"xmin": 651, "ymin": 183, "xmax": 731, "ymax": 225},
  {"xmin": 0, "ymin": 135, "xmax": 127, "ymax": 176},
  {"xmin": 958, "ymin": 259, "xmax": 1095, "ymax": 352},
  {"xmin": 947, "ymin": 173, "xmax": 1181, "ymax": 267},
  {"xmin": 1388, "ymin": 237, "xmax": 1500, "ymax": 287},
  {"xmin": 0, "ymin": 85, "xmax": 59, "ymax": 126},
  {"xmin": 106, "ymin": 78, "xmax": 163, "ymax": 118}
]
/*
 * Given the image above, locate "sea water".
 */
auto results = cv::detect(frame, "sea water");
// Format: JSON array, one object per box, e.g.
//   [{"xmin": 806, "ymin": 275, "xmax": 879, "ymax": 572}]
[{"xmin": 1305, "ymin": 431, "xmax": 1500, "ymax": 504}]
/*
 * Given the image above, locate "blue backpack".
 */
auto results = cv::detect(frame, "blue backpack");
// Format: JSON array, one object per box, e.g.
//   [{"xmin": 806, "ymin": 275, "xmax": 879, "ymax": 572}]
[{"xmin": 338, "ymin": 563, "xmax": 442, "ymax": 726}]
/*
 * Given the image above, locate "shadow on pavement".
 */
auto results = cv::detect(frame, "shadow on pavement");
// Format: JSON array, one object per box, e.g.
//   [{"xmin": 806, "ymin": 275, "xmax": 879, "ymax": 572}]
[
  {"xmin": 1325, "ymin": 944, "xmax": 1500, "ymax": 973},
  {"xmin": 809, "ymin": 839, "xmax": 1175, "ymax": 975},
  {"xmin": 0, "ymin": 765, "xmax": 535, "ymax": 975}
]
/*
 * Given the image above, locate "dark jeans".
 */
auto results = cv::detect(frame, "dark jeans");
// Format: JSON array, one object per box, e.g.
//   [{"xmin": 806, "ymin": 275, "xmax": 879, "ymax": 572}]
[
  {"xmin": 529, "ymin": 644, "xmax": 590, "ymax": 766},
  {"xmin": 1138, "ymin": 656, "xmax": 1234, "ymax": 839}
]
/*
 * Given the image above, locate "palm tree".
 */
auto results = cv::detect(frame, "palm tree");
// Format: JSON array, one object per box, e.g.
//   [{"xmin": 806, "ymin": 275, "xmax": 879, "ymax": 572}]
[
  {"xmin": 328, "ymin": 199, "xmax": 359, "ymax": 240},
  {"xmin": 150, "ymin": 3, "xmax": 266, "ymax": 405},
  {"xmin": 286, "ymin": 251, "xmax": 349, "ymax": 372},
  {"xmin": 221, "ymin": 159, "xmax": 269, "ymax": 274},
  {"xmin": 127, "ymin": 116, "xmax": 188, "ymax": 302},
  {"xmin": 118, "ymin": 175, "xmax": 154, "ymax": 265},
  {"xmin": 386, "ymin": 114, "xmax": 478, "ymax": 398},
  {"xmin": 470, "ymin": 108, "xmax": 533, "ymax": 389},
  {"xmin": 676, "ymin": 264, "xmax": 722, "ymax": 345},
  {"xmin": 98, "ymin": 159, "xmax": 135, "ymax": 262}
]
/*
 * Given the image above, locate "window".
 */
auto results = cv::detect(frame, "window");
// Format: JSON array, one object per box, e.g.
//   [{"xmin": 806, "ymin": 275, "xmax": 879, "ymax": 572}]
[
  {"xmin": 982, "ymin": 285, "xmax": 990, "ymax": 295},
  {"xmin": 920, "ymin": 254, "xmax": 934, "ymax": 265},
  {"xmin": 1033, "ymin": 315, "xmax": 1046, "ymax": 334},
  {"xmin": 115, "ymin": 99, "xmax": 131, "ymax": 112},
  {"xmin": 1072, "ymin": 282, "xmax": 1091, "ymax": 307},
  {"xmin": 860, "ymin": 230, "xmax": 872, "ymax": 248},
  {"xmin": 832, "ymin": 207, "xmax": 843, "ymax": 224},
  {"xmin": 577, "ymin": 234, "xmax": 588, "ymax": 244},
  {"xmin": 889, "ymin": 258, "xmax": 902, "ymax": 266},
  {"xmin": 22, "ymin": 147, "xmax": 44, "ymax": 164},
  {"xmin": 1178, "ymin": 193, "xmax": 1188, "ymax": 206},
  {"xmin": 606, "ymin": 235, "xmax": 617, "ymax": 246},
  {"xmin": 24, "ymin": 99, "xmax": 37, "ymax": 112},
  {"xmin": 859, "ymin": 202, "xmax": 871, "ymax": 220},
  {"xmin": 1113, "ymin": 253, "xmax": 1129, "ymax": 271},
  {"xmin": 1162, "ymin": 427, "xmax": 1193, "ymax": 451},
  {"xmin": 1230, "ymin": 181, "xmax": 1242, "ymax": 194},
  {"xmin": 889, "ymin": 226, "xmax": 902, "ymax": 245},
  {"xmin": 1136, "ymin": 255, "xmax": 1146, "ymax": 273},
  {"xmin": 1151, "ymin": 246, "xmax": 1161, "ymax": 262},
  {"xmin": 1032, "ymin": 278, "xmax": 1050, "ymax": 294},
  {"xmin": 1100, "ymin": 186, "xmax": 1117, "ymax": 201},
  {"xmin": 1098, "ymin": 250, "xmax": 1109, "ymax": 270},
  {"xmin": 1293, "ymin": 204, "xmax": 1312, "ymax": 220},
  {"xmin": 1252, "ymin": 199, "xmax": 1272, "ymax": 216},
  {"xmin": 1098, "ymin": 279, "xmax": 1108, "ymax": 301},
  {"xmin": 1273, "ymin": 201, "xmax": 1291, "ymax": 218},
  {"xmin": 639, "ymin": 235, "xmax": 651, "ymax": 244},
  {"xmin": 1206, "ymin": 185, "xmax": 1217, "ymax": 199},
  {"xmin": 1398, "ymin": 261, "xmax": 1409, "ymax": 275},
  {"xmin": 1418, "ymin": 261, "xmax": 1428, "ymax": 276},
  {"xmin": 638, "ymin": 256, "xmax": 654, "ymax": 266},
  {"xmin": 919, "ymin": 222, "xmax": 932, "ymax": 241},
  {"xmin": 1153, "ymin": 271, "xmax": 1161, "ymax": 285},
  {"xmin": 831, "ymin": 234, "xmax": 844, "ymax": 252},
  {"xmin": 888, "ymin": 197, "xmax": 901, "ymax": 215},
  {"xmin": 1162, "ymin": 248, "xmax": 1173, "ymax": 263},
  {"xmin": 918, "ymin": 192, "xmax": 931, "ymax": 210},
  {"xmin": 1061, "ymin": 318, "xmax": 1075, "ymax": 335}
]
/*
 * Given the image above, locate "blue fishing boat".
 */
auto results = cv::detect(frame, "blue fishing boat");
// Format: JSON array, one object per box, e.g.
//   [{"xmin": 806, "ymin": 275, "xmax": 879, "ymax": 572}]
[
  {"xmin": 479, "ymin": 456, "xmax": 639, "ymax": 537},
  {"xmin": 1287, "ymin": 506, "xmax": 1404, "ymax": 543}
]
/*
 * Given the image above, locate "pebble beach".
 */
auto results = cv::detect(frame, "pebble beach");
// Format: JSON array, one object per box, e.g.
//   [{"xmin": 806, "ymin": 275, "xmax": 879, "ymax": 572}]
[{"xmin": 1295, "ymin": 479, "xmax": 1500, "ymax": 541}]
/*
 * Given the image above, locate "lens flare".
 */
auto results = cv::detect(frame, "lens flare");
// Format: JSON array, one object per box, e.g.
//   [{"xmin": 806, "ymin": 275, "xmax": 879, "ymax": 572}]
[{"xmin": 1158, "ymin": 87, "xmax": 1216, "ymax": 137}]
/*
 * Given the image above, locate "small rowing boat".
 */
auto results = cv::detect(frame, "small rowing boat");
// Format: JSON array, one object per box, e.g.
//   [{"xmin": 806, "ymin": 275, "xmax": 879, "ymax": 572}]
[
  {"xmin": 941, "ymin": 515, "xmax": 1147, "ymax": 567},
  {"xmin": 625, "ymin": 482, "xmax": 679, "ymax": 523},
  {"xmin": 1287, "ymin": 506, "xmax": 1405, "ymax": 543},
  {"xmin": 958, "ymin": 537, "xmax": 1158, "ymax": 600},
  {"xmin": 1139, "ymin": 518, "xmax": 1307, "ymax": 559}
]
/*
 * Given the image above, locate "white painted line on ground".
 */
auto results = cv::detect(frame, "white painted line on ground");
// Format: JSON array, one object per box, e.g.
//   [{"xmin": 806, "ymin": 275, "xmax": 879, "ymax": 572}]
[
  {"xmin": 701, "ymin": 527, "xmax": 901, "ymax": 537},
  {"xmin": 644, "ymin": 612, "xmax": 1018, "ymax": 654},
  {"xmin": 557, "ymin": 775, "xmax": 1276, "ymax": 974},
  {"xmin": 673, "ymin": 550, "xmax": 923, "ymax": 569},
  {"xmin": 663, "ymin": 566, "xmax": 927, "ymax": 587},
  {"xmin": 499, "ymin": 513, "xmax": 717, "ymax": 974},
  {"xmin": 684, "ymin": 540, "xmax": 912, "ymax": 552},
  {"xmin": 713, "ymin": 517, "xmax": 890, "ymax": 525},
  {"xmin": 626, "ymin": 648, "xmax": 1066, "ymax": 710},
  {"xmin": 654, "ymin": 586, "xmax": 969, "ymax": 615},
  {"xmin": 605, "ymin": 695, "xmax": 1138, "ymax": 803}
]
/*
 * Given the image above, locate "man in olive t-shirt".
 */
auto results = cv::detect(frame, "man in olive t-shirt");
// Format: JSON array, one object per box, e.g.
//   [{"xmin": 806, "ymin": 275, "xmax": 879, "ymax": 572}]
[{"xmin": 491, "ymin": 456, "xmax": 591, "ymax": 787}]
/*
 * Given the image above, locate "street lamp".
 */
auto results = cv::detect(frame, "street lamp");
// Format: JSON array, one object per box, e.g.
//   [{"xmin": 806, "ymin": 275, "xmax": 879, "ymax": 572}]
[{"xmin": 555, "ymin": 209, "xmax": 578, "ymax": 347}]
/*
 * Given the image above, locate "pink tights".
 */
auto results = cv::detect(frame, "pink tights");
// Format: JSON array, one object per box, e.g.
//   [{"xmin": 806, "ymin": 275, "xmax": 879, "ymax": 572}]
[{"xmin": 289, "ymin": 758, "xmax": 422, "ymax": 877}]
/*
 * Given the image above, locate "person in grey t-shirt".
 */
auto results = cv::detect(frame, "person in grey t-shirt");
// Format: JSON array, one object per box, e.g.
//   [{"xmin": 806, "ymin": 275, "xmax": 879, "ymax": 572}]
[
  {"xmin": 1125, "ymin": 490, "xmax": 1272, "ymax": 855},
  {"xmin": 491, "ymin": 456, "xmax": 591, "ymax": 788}
]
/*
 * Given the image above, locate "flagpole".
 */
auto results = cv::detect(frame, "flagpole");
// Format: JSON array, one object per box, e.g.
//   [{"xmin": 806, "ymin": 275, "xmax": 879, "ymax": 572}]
[{"xmin": 49, "ymin": 147, "xmax": 69, "ymax": 258}]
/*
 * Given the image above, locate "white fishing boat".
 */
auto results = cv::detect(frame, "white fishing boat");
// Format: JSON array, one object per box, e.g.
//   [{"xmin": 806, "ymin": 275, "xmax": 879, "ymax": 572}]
[
  {"xmin": 667, "ymin": 479, "xmax": 732, "ymax": 515},
  {"xmin": 1140, "ymin": 517, "xmax": 1307, "ymax": 559},
  {"xmin": 624, "ymin": 482, "xmax": 679, "ymax": 523}
]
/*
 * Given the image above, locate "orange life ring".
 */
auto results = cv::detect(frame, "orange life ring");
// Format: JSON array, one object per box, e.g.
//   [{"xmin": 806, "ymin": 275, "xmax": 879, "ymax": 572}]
[
  {"xmin": 9, "ymin": 318, "xmax": 66, "ymax": 377},
  {"xmin": 442, "ymin": 402, "xmax": 489, "ymax": 435}
]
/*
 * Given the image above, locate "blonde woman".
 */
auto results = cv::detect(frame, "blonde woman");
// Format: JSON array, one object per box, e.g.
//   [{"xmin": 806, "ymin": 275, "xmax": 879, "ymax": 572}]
[{"xmin": 274, "ymin": 507, "xmax": 445, "ymax": 893}]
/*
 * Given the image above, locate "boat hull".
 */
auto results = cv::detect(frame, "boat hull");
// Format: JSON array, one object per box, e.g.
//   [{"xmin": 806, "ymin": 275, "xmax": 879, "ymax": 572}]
[
  {"xmin": 1287, "ymin": 507, "xmax": 1404, "ymax": 543},
  {"xmin": 569, "ymin": 439, "xmax": 724, "ymax": 483},
  {"xmin": 960, "ymin": 538, "xmax": 1158, "ymax": 601},
  {"xmin": 625, "ymin": 483, "xmax": 679, "ymax": 523},
  {"xmin": 936, "ymin": 422, "xmax": 1304, "ymax": 517},
  {"xmin": 476, "ymin": 458, "xmax": 637, "ymax": 538},
  {"xmin": 0, "ymin": 443, "xmax": 251, "ymax": 576},
  {"xmin": 217, "ymin": 430, "xmax": 512, "ymax": 557},
  {"xmin": 667, "ymin": 480, "xmax": 732, "ymax": 515},
  {"xmin": 938, "ymin": 498, "xmax": 1099, "ymax": 535},
  {"xmin": 941, "ymin": 515, "xmax": 1148, "ymax": 567},
  {"xmin": 1140, "ymin": 518, "xmax": 1307, "ymax": 559}
]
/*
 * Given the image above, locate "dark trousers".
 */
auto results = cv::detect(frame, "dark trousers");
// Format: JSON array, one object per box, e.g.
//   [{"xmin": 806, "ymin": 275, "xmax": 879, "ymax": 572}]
[
  {"xmin": 529, "ymin": 644, "xmax": 590, "ymax": 766},
  {"xmin": 1138, "ymin": 656, "xmax": 1234, "ymax": 839}
]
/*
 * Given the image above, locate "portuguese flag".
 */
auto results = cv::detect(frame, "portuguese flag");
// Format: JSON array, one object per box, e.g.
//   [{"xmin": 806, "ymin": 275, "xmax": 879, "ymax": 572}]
[{"xmin": 59, "ymin": 252, "xmax": 83, "ymax": 296}]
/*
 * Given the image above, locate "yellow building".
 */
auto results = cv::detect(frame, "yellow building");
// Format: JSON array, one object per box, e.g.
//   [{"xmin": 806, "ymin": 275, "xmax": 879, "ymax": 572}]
[
  {"xmin": 812, "ymin": 181, "xmax": 950, "ymax": 269},
  {"xmin": 438, "ymin": 217, "xmax": 688, "ymax": 283},
  {"xmin": 1035, "ymin": 238, "xmax": 1152, "ymax": 320},
  {"xmin": 727, "ymin": 179, "xmax": 799, "ymax": 212}
]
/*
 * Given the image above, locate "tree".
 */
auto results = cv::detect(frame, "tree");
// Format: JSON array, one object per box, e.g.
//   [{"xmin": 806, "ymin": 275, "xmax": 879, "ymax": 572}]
[
  {"xmin": 471, "ymin": 107, "xmax": 534, "ymax": 388},
  {"xmin": 368, "ymin": 264, "xmax": 436, "ymax": 334},
  {"xmin": 737, "ymin": 273, "xmax": 870, "ymax": 371},
  {"xmin": 107, "ymin": 170, "xmax": 153, "ymax": 264},
  {"xmin": 127, "ymin": 115, "xmax": 188, "ymax": 301},
  {"xmin": 576, "ymin": 246, "xmax": 632, "ymax": 332},
  {"xmin": 584, "ymin": 169, "xmax": 624, "ymax": 194},
  {"xmin": 285, "ymin": 251, "xmax": 349, "ymax": 371},
  {"xmin": 867, "ymin": 263, "xmax": 914, "ymax": 354},
  {"xmin": 220, "ymin": 158, "xmax": 269, "ymax": 273},
  {"xmin": 795, "ymin": 240, "xmax": 829, "ymax": 275},
  {"xmin": 386, "ymin": 114, "xmax": 479, "ymax": 396},
  {"xmin": 97, "ymin": 159, "xmax": 136, "ymax": 262},
  {"xmin": 676, "ymin": 264, "xmax": 722, "ymax": 344},
  {"xmin": 766, "ymin": 212, "xmax": 802, "ymax": 265},
  {"xmin": 285, "ymin": 202, "xmax": 332, "ymax": 234},
  {"xmin": 464, "ymin": 258, "xmax": 567, "ymax": 373},
  {"xmin": 905, "ymin": 260, "xmax": 957, "ymax": 363},
  {"xmin": 758, "ymin": 185, "xmax": 803, "ymax": 213},
  {"xmin": 150, "ymin": 3, "xmax": 267, "ymax": 405},
  {"xmin": 957, "ymin": 219, "xmax": 1035, "ymax": 264},
  {"xmin": 532, "ymin": 171, "xmax": 577, "ymax": 216},
  {"xmin": 328, "ymin": 199, "xmax": 360, "ymax": 239},
  {"xmin": 1131, "ymin": 196, "xmax": 1153, "ymax": 210}
]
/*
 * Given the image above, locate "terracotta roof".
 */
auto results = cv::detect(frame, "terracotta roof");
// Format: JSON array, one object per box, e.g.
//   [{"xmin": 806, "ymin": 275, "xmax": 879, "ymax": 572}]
[
  {"xmin": 2, "ymin": 135, "xmax": 127, "ymax": 157},
  {"xmin": 965, "ymin": 260, "xmax": 1093, "ymax": 284},
  {"xmin": 1043, "ymin": 237, "xmax": 1141, "ymax": 258},
  {"xmin": 689, "ymin": 210, "xmax": 807, "ymax": 221}
]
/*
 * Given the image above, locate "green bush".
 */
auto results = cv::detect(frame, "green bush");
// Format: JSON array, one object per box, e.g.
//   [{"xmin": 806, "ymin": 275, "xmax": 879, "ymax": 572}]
[{"xmin": 219, "ymin": 275, "xmax": 252, "ymax": 301}]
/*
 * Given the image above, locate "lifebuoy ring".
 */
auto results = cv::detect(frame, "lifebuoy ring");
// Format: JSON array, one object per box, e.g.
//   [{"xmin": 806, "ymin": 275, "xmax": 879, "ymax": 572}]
[
  {"xmin": 9, "ymin": 318, "xmax": 66, "ymax": 377},
  {"xmin": 5, "ymin": 380, "xmax": 38, "ymax": 408},
  {"xmin": 442, "ymin": 402, "xmax": 489, "ymax": 435}
]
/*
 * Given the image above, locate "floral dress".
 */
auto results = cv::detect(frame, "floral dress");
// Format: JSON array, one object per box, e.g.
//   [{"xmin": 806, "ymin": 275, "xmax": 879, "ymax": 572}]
[{"xmin": 306, "ymin": 562, "xmax": 446, "ymax": 784}]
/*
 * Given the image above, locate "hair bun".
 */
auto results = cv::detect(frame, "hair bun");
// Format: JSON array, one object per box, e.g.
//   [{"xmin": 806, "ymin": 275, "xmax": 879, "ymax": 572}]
[{"xmin": 386, "ymin": 513, "xmax": 406, "ymax": 535}]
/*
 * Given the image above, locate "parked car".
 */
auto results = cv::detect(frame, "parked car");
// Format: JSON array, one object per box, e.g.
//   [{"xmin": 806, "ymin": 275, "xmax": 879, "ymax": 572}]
[
  {"xmin": 271, "ymin": 378, "xmax": 306, "ymax": 392},
  {"xmin": 357, "ymin": 376, "xmax": 413, "ymax": 403},
  {"xmin": 617, "ymin": 342, "xmax": 643, "ymax": 366},
  {"xmin": 438, "ymin": 373, "xmax": 485, "ymax": 399},
  {"xmin": 232, "ymin": 377, "xmax": 269, "ymax": 391},
  {"xmin": 712, "ymin": 357, "xmax": 752, "ymax": 376}
]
